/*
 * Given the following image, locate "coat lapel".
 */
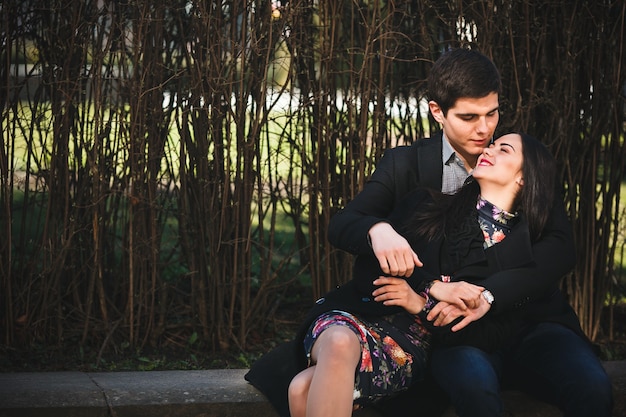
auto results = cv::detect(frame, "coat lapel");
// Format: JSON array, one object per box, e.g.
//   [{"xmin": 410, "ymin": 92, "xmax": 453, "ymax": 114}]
[{"xmin": 415, "ymin": 132, "xmax": 444, "ymax": 191}]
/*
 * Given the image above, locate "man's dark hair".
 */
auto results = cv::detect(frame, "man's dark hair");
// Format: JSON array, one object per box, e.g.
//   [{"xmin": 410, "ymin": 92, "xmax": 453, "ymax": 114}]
[{"xmin": 427, "ymin": 48, "xmax": 502, "ymax": 114}]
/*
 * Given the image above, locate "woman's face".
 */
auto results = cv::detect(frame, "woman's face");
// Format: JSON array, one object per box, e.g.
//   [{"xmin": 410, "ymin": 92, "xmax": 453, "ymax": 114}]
[{"xmin": 472, "ymin": 133, "xmax": 524, "ymax": 190}]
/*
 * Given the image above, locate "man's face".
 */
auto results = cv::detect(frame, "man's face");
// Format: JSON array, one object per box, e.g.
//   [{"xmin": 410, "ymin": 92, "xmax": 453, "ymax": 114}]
[{"xmin": 429, "ymin": 92, "xmax": 500, "ymax": 169}]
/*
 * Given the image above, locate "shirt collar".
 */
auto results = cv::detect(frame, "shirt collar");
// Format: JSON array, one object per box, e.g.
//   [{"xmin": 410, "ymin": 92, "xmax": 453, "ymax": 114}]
[{"xmin": 442, "ymin": 133, "xmax": 457, "ymax": 165}]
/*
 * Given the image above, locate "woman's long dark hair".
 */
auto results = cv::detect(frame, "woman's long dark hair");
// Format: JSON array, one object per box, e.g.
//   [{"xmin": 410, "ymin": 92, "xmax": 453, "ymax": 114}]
[
  {"xmin": 408, "ymin": 133, "xmax": 557, "ymax": 242},
  {"xmin": 516, "ymin": 133, "xmax": 557, "ymax": 240}
]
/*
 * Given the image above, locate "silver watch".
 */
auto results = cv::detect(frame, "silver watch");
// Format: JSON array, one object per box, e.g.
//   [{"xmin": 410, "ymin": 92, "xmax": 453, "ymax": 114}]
[{"xmin": 481, "ymin": 289, "xmax": 495, "ymax": 305}]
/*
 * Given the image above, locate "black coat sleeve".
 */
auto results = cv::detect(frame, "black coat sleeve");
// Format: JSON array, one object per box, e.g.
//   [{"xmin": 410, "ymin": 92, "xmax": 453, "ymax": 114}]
[
  {"xmin": 327, "ymin": 144, "xmax": 421, "ymax": 255},
  {"xmin": 480, "ymin": 196, "xmax": 576, "ymax": 313}
]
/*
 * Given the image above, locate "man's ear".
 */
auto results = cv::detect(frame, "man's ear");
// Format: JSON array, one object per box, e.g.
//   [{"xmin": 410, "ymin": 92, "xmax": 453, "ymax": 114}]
[{"xmin": 429, "ymin": 100, "xmax": 445, "ymax": 124}]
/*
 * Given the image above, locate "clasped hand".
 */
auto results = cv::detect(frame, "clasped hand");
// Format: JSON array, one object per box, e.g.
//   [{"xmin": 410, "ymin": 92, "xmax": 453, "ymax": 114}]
[
  {"xmin": 368, "ymin": 222, "xmax": 490, "ymax": 331},
  {"xmin": 372, "ymin": 277, "xmax": 490, "ymax": 331}
]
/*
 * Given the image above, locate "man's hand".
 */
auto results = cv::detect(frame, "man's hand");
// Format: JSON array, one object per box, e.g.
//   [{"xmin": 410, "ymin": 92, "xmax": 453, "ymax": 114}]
[
  {"xmin": 372, "ymin": 276, "xmax": 426, "ymax": 315},
  {"xmin": 426, "ymin": 298, "xmax": 491, "ymax": 332},
  {"xmin": 368, "ymin": 222, "xmax": 423, "ymax": 277},
  {"xmin": 429, "ymin": 281, "xmax": 484, "ymax": 310}
]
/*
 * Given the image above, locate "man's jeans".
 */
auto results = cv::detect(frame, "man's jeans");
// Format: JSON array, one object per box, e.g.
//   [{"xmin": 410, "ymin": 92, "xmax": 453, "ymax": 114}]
[{"xmin": 430, "ymin": 322, "xmax": 613, "ymax": 417}]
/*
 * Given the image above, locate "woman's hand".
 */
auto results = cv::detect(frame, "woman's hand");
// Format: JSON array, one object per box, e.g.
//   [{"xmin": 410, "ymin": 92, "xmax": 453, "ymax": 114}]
[
  {"xmin": 429, "ymin": 281, "xmax": 484, "ymax": 310},
  {"xmin": 368, "ymin": 222, "xmax": 423, "ymax": 277},
  {"xmin": 371, "ymin": 276, "xmax": 426, "ymax": 314}
]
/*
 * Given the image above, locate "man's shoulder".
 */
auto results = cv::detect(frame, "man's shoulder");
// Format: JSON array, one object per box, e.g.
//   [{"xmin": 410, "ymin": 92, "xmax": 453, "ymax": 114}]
[
  {"xmin": 367, "ymin": 132, "xmax": 444, "ymax": 193},
  {"xmin": 385, "ymin": 133, "xmax": 442, "ymax": 156},
  {"xmin": 382, "ymin": 136, "xmax": 443, "ymax": 169}
]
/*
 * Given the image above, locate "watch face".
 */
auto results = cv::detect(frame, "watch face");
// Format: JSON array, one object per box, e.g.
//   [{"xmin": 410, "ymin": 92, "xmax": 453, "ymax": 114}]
[{"xmin": 482, "ymin": 290, "xmax": 494, "ymax": 304}]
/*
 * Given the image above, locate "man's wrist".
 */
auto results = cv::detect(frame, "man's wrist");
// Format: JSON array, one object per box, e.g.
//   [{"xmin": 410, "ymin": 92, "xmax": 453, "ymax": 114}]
[{"xmin": 367, "ymin": 222, "xmax": 390, "ymax": 248}]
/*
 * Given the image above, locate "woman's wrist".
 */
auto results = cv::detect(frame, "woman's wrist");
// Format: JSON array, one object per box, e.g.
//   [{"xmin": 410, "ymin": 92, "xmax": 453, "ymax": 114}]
[{"xmin": 418, "ymin": 280, "xmax": 439, "ymax": 314}]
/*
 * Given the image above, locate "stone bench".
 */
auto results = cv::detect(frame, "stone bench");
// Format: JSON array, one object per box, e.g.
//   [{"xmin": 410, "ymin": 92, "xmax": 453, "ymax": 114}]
[{"xmin": 0, "ymin": 362, "xmax": 624, "ymax": 417}]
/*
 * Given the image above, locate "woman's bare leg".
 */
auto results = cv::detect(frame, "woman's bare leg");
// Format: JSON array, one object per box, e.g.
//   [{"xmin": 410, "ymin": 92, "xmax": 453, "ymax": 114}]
[
  {"xmin": 288, "ymin": 366, "xmax": 315, "ymax": 417},
  {"xmin": 288, "ymin": 326, "xmax": 361, "ymax": 417}
]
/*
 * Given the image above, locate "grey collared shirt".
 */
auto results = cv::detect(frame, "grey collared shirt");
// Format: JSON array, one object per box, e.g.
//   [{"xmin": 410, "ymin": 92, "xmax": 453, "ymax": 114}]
[{"xmin": 441, "ymin": 135, "xmax": 470, "ymax": 194}]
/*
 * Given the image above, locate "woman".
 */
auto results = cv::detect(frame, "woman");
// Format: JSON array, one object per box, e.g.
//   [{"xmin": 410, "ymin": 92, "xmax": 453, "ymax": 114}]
[{"xmin": 246, "ymin": 133, "xmax": 582, "ymax": 417}]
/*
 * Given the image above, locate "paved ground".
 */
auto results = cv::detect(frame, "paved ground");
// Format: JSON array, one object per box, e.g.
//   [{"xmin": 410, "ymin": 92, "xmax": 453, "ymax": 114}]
[{"xmin": 0, "ymin": 362, "xmax": 624, "ymax": 417}]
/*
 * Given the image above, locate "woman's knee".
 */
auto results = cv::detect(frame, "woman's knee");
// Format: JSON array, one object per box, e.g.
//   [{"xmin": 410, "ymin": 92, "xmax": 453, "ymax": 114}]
[{"xmin": 311, "ymin": 326, "xmax": 361, "ymax": 365}]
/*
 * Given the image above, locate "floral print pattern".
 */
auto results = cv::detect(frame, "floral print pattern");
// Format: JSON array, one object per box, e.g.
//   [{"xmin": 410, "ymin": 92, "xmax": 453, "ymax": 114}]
[
  {"xmin": 476, "ymin": 196, "xmax": 518, "ymax": 248},
  {"xmin": 303, "ymin": 310, "xmax": 429, "ymax": 406}
]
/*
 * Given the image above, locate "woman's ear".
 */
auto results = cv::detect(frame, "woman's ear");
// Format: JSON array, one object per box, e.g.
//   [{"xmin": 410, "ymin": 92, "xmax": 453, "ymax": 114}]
[
  {"xmin": 429, "ymin": 101, "xmax": 445, "ymax": 124},
  {"xmin": 516, "ymin": 177, "xmax": 524, "ymax": 186}
]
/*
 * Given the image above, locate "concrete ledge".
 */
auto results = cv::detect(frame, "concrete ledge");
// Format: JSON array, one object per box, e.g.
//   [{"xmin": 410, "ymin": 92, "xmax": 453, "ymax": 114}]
[{"xmin": 0, "ymin": 362, "xmax": 624, "ymax": 417}]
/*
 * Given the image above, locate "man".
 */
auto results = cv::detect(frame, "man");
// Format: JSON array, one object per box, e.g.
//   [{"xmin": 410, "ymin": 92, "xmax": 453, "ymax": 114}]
[{"xmin": 328, "ymin": 48, "xmax": 612, "ymax": 417}]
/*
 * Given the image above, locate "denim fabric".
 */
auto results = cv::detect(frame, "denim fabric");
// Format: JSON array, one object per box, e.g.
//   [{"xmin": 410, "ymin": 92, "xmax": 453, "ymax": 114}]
[{"xmin": 430, "ymin": 322, "xmax": 613, "ymax": 417}]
